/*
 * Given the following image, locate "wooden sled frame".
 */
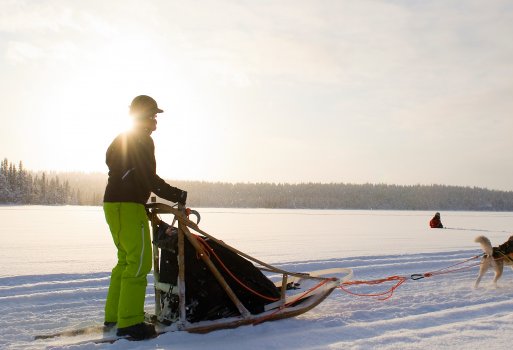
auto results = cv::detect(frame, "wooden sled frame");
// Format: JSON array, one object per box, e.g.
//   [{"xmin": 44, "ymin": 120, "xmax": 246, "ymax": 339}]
[{"xmin": 146, "ymin": 203, "xmax": 352, "ymax": 333}]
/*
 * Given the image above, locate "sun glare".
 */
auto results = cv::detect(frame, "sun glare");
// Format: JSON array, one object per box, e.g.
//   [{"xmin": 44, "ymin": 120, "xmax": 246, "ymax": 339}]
[{"xmin": 27, "ymin": 28, "xmax": 230, "ymax": 179}]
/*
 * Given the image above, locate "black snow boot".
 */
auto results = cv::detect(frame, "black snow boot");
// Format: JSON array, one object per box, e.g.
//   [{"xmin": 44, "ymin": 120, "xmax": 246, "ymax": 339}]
[
  {"xmin": 116, "ymin": 322, "xmax": 157, "ymax": 340},
  {"xmin": 103, "ymin": 321, "xmax": 116, "ymax": 331}
]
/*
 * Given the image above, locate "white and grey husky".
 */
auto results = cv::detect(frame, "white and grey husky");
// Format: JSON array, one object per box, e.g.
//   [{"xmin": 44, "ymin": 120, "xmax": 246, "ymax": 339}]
[{"xmin": 474, "ymin": 235, "xmax": 513, "ymax": 288}]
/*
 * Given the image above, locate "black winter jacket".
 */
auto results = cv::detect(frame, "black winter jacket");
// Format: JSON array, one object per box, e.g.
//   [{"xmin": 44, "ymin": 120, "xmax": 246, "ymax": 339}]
[{"xmin": 103, "ymin": 130, "xmax": 186, "ymax": 205}]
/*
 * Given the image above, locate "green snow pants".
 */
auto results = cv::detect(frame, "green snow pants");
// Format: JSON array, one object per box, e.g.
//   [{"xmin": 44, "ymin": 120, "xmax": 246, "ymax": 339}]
[{"xmin": 103, "ymin": 202, "xmax": 152, "ymax": 328}]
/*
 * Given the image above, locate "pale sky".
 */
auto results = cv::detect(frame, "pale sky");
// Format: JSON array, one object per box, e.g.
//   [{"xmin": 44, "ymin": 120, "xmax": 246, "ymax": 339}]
[{"xmin": 1, "ymin": 0, "xmax": 513, "ymax": 190}]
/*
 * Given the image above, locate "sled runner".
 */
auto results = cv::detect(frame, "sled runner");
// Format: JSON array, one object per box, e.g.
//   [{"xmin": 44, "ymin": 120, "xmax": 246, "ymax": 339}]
[{"xmin": 146, "ymin": 202, "xmax": 352, "ymax": 333}]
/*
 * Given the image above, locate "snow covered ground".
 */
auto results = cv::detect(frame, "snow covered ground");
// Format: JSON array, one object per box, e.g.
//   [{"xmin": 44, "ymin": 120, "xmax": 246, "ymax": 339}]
[{"xmin": 2, "ymin": 207, "xmax": 513, "ymax": 349}]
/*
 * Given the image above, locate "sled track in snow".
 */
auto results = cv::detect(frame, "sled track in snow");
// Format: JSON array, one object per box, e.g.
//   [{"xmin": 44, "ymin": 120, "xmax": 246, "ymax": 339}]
[{"xmin": 4, "ymin": 250, "xmax": 513, "ymax": 349}]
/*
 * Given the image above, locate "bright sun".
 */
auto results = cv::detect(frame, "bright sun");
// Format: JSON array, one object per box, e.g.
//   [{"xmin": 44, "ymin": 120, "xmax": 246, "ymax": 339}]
[{"xmin": 31, "ymin": 34, "xmax": 228, "ymax": 180}]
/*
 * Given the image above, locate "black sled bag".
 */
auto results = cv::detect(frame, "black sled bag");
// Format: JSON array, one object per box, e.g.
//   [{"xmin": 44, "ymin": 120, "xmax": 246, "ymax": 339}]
[{"xmin": 155, "ymin": 220, "xmax": 281, "ymax": 323}]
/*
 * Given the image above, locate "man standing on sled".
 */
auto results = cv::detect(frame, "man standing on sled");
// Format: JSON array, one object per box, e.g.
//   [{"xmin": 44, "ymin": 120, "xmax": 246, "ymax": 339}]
[{"xmin": 103, "ymin": 95, "xmax": 187, "ymax": 340}]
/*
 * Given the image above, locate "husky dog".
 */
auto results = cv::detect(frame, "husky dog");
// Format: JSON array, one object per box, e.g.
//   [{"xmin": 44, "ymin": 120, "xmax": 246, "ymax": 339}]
[{"xmin": 474, "ymin": 235, "xmax": 513, "ymax": 288}]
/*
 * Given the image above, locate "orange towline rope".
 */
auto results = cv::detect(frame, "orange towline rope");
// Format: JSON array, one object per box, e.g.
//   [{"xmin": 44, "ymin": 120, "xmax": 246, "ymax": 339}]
[
  {"xmin": 339, "ymin": 275, "xmax": 408, "ymax": 301},
  {"xmin": 411, "ymin": 254, "xmax": 482, "ymax": 280},
  {"xmin": 339, "ymin": 254, "xmax": 484, "ymax": 301}
]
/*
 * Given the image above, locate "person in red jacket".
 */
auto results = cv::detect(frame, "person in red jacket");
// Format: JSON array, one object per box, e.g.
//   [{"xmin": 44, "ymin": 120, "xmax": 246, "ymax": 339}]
[{"xmin": 429, "ymin": 212, "xmax": 444, "ymax": 228}]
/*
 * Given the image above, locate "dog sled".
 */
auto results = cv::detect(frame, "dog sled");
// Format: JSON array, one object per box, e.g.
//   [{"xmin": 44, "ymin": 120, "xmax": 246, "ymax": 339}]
[{"xmin": 146, "ymin": 202, "xmax": 352, "ymax": 333}]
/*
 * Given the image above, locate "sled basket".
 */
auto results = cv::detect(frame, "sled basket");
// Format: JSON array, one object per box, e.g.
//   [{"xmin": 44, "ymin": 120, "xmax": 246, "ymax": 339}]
[{"xmin": 146, "ymin": 203, "xmax": 351, "ymax": 333}]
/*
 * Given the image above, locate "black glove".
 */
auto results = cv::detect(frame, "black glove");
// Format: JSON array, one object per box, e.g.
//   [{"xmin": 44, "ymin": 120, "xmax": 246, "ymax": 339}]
[{"xmin": 178, "ymin": 190, "xmax": 187, "ymax": 206}]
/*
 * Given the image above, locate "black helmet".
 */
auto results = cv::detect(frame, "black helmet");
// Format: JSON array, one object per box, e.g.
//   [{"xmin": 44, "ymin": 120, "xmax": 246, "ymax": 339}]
[{"xmin": 129, "ymin": 95, "xmax": 163, "ymax": 117}]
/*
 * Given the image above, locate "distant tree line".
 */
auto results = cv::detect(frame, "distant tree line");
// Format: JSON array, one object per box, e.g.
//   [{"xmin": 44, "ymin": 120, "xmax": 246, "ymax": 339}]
[
  {"xmin": 0, "ymin": 158, "xmax": 80, "ymax": 204},
  {"xmin": 178, "ymin": 181, "xmax": 513, "ymax": 211},
  {"xmin": 3, "ymin": 157, "xmax": 513, "ymax": 210}
]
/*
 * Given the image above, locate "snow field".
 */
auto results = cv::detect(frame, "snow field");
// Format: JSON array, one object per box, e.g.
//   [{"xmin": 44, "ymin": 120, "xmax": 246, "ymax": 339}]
[{"xmin": 3, "ymin": 249, "xmax": 513, "ymax": 349}]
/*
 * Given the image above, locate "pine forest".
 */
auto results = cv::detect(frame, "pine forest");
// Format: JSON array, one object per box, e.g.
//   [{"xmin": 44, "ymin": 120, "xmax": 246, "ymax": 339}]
[{"xmin": 2, "ymin": 158, "xmax": 513, "ymax": 211}]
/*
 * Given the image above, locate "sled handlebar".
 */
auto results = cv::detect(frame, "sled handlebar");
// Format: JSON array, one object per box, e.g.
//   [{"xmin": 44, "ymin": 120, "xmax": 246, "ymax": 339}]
[
  {"xmin": 146, "ymin": 202, "xmax": 201, "ymax": 225},
  {"xmin": 185, "ymin": 207, "xmax": 201, "ymax": 224}
]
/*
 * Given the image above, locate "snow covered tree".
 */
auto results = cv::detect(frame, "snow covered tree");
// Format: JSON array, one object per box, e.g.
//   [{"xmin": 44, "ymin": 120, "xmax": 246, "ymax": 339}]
[
  {"xmin": 39, "ymin": 172, "xmax": 47, "ymax": 204},
  {"xmin": 0, "ymin": 171, "xmax": 10, "ymax": 202}
]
